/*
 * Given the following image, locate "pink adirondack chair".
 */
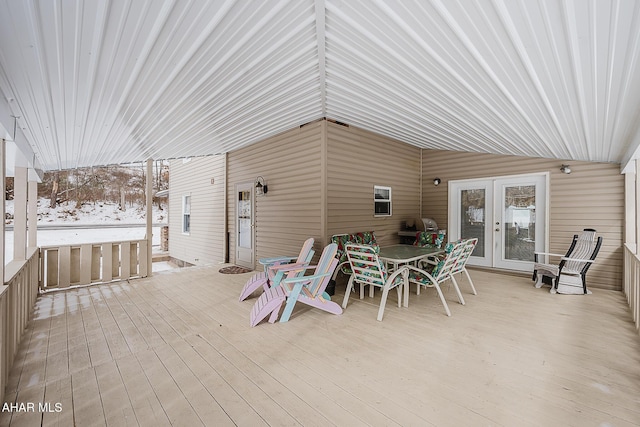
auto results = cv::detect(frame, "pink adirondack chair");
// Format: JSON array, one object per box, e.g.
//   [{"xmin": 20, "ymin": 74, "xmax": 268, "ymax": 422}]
[
  {"xmin": 238, "ymin": 237, "xmax": 314, "ymax": 301},
  {"xmin": 250, "ymin": 243, "xmax": 342, "ymax": 327}
]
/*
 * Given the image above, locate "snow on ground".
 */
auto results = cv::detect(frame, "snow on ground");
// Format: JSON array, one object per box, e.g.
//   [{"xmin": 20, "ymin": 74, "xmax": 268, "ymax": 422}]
[
  {"xmin": 4, "ymin": 198, "xmax": 169, "ymax": 268},
  {"xmin": 6, "ymin": 198, "xmax": 167, "ymax": 225}
]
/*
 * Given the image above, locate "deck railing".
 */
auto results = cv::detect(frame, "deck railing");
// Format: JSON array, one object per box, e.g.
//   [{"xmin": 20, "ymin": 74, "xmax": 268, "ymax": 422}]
[
  {"xmin": 39, "ymin": 239, "xmax": 149, "ymax": 290},
  {"xmin": 624, "ymin": 244, "xmax": 640, "ymax": 334},
  {"xmin": 0, "ymin": 247, "xmax": 40, "ymax": 402}
]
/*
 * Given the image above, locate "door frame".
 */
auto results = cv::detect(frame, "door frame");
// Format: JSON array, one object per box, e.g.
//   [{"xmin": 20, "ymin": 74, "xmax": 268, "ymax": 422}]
[
  {"xmin": 235, "ymin": 182, "xmax": 255, "ymax": 268},
  {"xmin": 448, "ymin": 172, "xmax": 549, "ymax": 271}
]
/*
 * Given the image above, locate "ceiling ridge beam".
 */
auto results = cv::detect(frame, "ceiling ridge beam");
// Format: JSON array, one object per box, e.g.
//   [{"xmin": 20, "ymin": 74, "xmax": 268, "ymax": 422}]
[{"xmin": 315, "ymin": 0, "xmax": 326, "ymax": 116}]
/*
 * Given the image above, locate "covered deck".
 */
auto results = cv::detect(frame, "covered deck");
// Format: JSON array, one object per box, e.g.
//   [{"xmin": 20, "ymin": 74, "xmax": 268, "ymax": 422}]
[{"xmin": 1, "ymin": 266, "xmax": 638, "ymax": 426}]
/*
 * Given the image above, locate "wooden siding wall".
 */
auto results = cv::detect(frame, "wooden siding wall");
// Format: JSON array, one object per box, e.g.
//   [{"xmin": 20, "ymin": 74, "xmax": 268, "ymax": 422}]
[
  {"xmin": 326, "ymin": 123, "xmax": 421, "ymax": 246},
  {"xmin": 421, "ymin": 149, "xmax": 624, "ymax": 291},
  {"xmin": 169, "ymin": 155, "xmax": 226, "ymax": 265},
  {"xmin": 227, "ymin": 123, "xmax": 324, "ymax": 268}
]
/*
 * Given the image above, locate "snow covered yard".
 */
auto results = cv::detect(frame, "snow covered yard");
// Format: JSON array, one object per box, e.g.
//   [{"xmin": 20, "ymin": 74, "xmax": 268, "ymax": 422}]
[
  {"xmin": 5, "ymin": 198, "xmax": 167, "ymax": 225},
  {"xmin": 4, "ymin": 198, "xmax": 168, "ymax": 267}
]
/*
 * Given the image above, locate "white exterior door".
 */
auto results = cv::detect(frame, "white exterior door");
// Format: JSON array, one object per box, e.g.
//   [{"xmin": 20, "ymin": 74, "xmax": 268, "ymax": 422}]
[
  {"xmin": 236, "ymin": 183, "xmax": 254, "ymax": 268},
  {"xmin": 449, "ymin": 173, "xmax": 547, "ymax": 272}
]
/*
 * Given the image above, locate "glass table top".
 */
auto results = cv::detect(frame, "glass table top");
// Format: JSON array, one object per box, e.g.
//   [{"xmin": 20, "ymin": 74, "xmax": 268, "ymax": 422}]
[{"xmin": 378, "ymin": 245, "xmax": 443, "ymax": 263}]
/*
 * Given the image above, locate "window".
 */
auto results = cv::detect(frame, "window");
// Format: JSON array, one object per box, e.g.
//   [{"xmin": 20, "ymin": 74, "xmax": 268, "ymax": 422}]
[
  {"xmin": 182, "ymin": 195, "xmax": 191, "ymax": 233},
  {"xmin": 374, "ymin": 186, "xmax": 392, "ymax": 216}
]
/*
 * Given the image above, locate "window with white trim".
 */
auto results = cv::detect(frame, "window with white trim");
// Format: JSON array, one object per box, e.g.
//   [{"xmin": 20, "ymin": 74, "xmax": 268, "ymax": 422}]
[
  {"xmin": 182, "ymin": 195, "xmax": 191, "ymax": 234},
  {"xmin": 374, "ymin": 186, "xmax": 392, "ymax": 216}
]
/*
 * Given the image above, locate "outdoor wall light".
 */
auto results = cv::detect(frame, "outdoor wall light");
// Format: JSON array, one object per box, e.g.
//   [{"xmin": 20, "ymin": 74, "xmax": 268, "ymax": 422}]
[
  {"xmin": 560, "ymin": 164, "xmax": 572, "ymax": 174},
  {"xmin": 255, "ymin": 176, "xmax": 268, "ymax": 195},
  {"xmin": 433, "ymin": 177, "xmax": 441, "ymax": 186}
]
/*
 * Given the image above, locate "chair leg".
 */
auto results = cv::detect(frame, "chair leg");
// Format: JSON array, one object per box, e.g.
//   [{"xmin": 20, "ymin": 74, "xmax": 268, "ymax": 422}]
[
  {"xmin": 377, "ymin": 286, "xmax": 391, "ymax": 321},
  {"xmin": 463, "ymin": 268, "xmax": 477, "ymax": 295},
  {"xmin": 433, "ymin": 283, "xmax": 452, "ymax": 317},
  {"xmin": 342, "ymin": 277, "xmax": 354, "ymax": 309},
  {"xmin": 450, "ymin": 276, "xmax": 465, "ymax": 306},
  {"xmin": 279, "ymin": 283, "xmax": 303, "ymax": 323},
  {"xmin": 268, "ymin": 303, "xmax": 282, "ymax": 323},
  {"xmin": 395, "ymin": 286, "xmax": 402, "ymax": 308}
]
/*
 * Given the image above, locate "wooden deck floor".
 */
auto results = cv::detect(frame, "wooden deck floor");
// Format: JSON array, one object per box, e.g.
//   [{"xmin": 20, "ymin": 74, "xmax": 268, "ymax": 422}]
[{"xmin": 0, "ymin": 265, "xmax": 639, "ymax": 426}]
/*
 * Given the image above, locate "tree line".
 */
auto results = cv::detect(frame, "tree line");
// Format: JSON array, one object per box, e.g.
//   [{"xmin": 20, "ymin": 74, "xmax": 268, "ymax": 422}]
[{"xmin": 6, "ymin": 162, "xmax": 169, "ymax": 210}]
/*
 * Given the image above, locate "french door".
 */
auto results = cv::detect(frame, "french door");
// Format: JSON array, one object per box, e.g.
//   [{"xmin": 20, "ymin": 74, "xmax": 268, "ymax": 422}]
[
  {"xmin": 449, "ymin": 174, "xmax": 547, "ymax": 271},
  {"xmin": 235, "ymin": 183, "xmax": 254, "ymax": 268}
]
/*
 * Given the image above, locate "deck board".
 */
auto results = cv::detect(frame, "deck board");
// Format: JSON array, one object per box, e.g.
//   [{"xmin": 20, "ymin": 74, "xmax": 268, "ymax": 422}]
[{"xmin": 1, "ymin": 266, "xmax": 639, "ymax": 426}]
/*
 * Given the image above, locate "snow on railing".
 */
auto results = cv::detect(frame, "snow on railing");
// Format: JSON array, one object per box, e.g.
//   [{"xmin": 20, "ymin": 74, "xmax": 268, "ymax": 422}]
[
  {"xmin": 624, "ymin": 244, "xmax": 640, "ymax": 335},
  {"xmin": 39, "ymin": 239, "xmax": 149, "ymax": 290},
  {"xmin": 0, "ymin": 247, "xmax": 39, "ymax": 402}
]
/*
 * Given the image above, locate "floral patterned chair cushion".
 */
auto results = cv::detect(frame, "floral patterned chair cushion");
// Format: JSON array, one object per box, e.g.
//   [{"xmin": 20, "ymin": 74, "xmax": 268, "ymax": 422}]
[
  {"xmin": 331, "ymin": 231, "xmax": 378, "ymax": 276},
  {"xmin": 345, "ymin": 244, "xmax": 403, "ymax": 287},
  {"xmin": 342, "ymin": 244, "xmax": 409, "ymax": 321},
  {"xmin": 409, "ymin": 239, "xmax": 464, "ymax": 285},
  {"xmin": 413, "ymin": 230, "xmax": 446, "ymax": 249}
]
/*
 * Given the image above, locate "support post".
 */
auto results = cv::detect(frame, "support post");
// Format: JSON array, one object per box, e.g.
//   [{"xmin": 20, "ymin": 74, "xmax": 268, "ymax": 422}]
[
  {"xmin": 636, "ymin": 161, "xmax": 640, "ymax": 256},
  {"xmin": 28, "ymin": 180, "xmax": 37, "ymax": 249},
  {"xmin": 0, "ymin": 139, "xmax": 4, "ymax": 279},
  {"xmin": 146, "ymin": 159, "xmax": 153, "ymax": 276},
  {"xmin": 13, "ymin": 166, "xmax": 27, "ymax": 261}
]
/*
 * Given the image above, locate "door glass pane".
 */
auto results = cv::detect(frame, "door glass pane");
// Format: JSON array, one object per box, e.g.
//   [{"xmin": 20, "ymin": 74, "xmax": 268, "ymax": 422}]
[
  {"xmin": 503, "ymin": 185, "xmax": 535, "ymax": 261},
  {"xmin": 238, "ymin": 190, "xmax": 251, "ymax": 249},
  {"xmin": 460, "ymin": 189, "xmax": 485, "ymax": 257}
]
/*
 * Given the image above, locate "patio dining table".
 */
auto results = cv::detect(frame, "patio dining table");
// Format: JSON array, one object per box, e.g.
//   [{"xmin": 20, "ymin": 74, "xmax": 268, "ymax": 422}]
[{"xmin": 378, "ymin": 245, "xmax": 444, "ymax": 307}]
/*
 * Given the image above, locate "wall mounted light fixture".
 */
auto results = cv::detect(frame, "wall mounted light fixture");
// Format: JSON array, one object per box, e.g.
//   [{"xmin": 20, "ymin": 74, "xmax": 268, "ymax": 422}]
[
  {"xmin": 255, "ymin": 176, "xmax": 268, "ymax": 195},
  {"xmin": 433, "ymin": 177, "xmax": 441, "ymax": 186},
  {"xmin": 560, "ymin": 164, "xmax": 571, "ymax": 174}
]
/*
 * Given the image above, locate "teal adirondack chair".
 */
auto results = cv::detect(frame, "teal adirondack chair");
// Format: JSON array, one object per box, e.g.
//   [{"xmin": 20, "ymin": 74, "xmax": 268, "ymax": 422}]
[
  {"xmin": 239, "ymin": 237, "xmax": 315, "ymax": 301},
  {"xmin": 250, "ymin": 243, "xmax": 342, "ymax": 326}
]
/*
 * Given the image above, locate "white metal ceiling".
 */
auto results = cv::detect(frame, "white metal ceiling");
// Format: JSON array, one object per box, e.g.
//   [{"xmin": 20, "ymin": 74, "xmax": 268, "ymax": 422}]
[{"xmin": 1, "ymin": 0, "xmax": 639, "ymax": 171}]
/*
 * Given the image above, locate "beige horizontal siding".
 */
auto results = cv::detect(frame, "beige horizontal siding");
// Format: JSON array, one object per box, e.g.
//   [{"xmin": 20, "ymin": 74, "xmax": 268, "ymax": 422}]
[
  {"xmin": 227, "ymin": 123, "xmax": 324, "ymax": 268},
  {"xmin": 327, "ymin": 123, "xmax": 421, "ymax": 246},
  {"xmin": 422, "ymin": 149, "xmax": 624, "ymax": 291},
  {"xmin": 169, "ymin": 122, "xmax": 624, "ymax": 291},
  {"xmin": 168, "ymin": 155, "xmax": 226, "ymax": 266}
]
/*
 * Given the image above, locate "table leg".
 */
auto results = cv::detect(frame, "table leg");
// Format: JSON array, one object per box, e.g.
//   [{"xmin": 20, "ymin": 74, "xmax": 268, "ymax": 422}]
[{"xmin": 403, "ymin": 278, "xmax": 409, "ymax": 307}]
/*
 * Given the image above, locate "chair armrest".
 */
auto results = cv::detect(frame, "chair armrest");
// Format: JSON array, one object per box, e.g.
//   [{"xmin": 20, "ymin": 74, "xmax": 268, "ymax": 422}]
[
  {"xmin": 259, "ymin": 255, "xmax": 297, "ymax": 265},
  {"xmin": 386, "ymin": 265, "xmax": 409, "ymax": 284},
  {"xmin": 561, "ymin": 257, "xmax": 595, "ymax": 263},
  {"xmin": 331, "ymin": 260, "xmax": 350, "ymax": 280},
  {"xmin": 282, "ymin": 271, "xmax": 332, "ymax": 285},
  {"xmin": 269, "ymin": 262, "xmax": 310, "ymax": 272},
  {"xmin": 404, "ymin": 265, "xmax": 436, "ymax": 283},
  {"xmin": 282, "ymin": 272, "xmax": 334, "ymax": 299},
  {"xmin": 534, "ymin": 252, "xmax": 565, "ymax": 257},
  {"xmin": 418, "ymin": 256, "xmax": 439, "ymax": 268}
]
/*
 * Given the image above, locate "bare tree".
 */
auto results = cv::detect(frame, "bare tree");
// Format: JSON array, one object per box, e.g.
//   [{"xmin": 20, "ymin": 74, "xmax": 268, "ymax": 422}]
[{"xmin": 50, "ymin": 172, "xmax": 59, "ymax": 208}]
